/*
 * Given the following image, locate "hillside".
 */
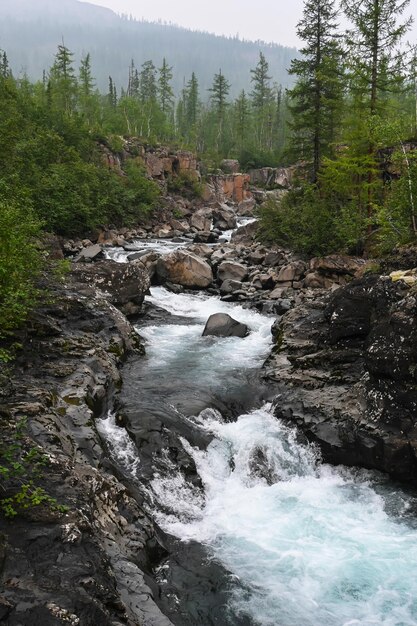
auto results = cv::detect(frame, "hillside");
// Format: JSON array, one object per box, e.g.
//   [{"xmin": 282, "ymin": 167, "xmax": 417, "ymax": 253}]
[{"xmin": 0, "ymin": 0, "xmax": 298, "ymax": 97}]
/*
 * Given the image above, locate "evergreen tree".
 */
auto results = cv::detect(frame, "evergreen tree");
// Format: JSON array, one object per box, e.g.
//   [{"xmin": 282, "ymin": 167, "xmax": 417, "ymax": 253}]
[
  {"xmin": 250, "ymin": 52, "xmax": 274, "ymax": 149},
  {"xmin": 185, "ymin": 72, "xmax": 200, "ymax": 128},
  {"xmin": 208, "ymin": 69, "xmax": 231, "ymax": 152},
  {"xmin": 127, "ymin": 60, "xmax": 139, "ymax": 98},
  {"xmin": 340, "ymin": 0, "xmax": 412, "ymax": 234},
  {"xmin": 287, "ymin": 0, "xmax": 344, "ymax": 181},
  {"xmin": 158, "ymin": 58, "xmax": 174, "ymax": 115},
  {"xmin": 139, "ymin": 60, "xmax": 157, "ymax": 103},
  {"xmin": 234, "ymin": 89, "xmax": 250, "ymax": 150},
  {"xmin": 342, "ymin": 0, "xmax": 412, "ymax": 115},
  {"xmin": 108, "ymin": 76, "xmax": 117, "ymax": 108},
  {"xmin": 49, "ymin": 43, "xmax": 77, "ymax": 115},
  {"xmin": 78, "ymin": 53, "xmax": 97, "ymax": 125},
  {"xmin": 0, "ymin": 50, "xmax": 10, "ymax": 78}
]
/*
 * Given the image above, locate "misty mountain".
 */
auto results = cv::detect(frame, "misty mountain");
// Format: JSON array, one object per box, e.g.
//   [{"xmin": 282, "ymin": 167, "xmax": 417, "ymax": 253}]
[{"xmin": 0, "ymin": 0, "xmax": 298, "ymax": 98}]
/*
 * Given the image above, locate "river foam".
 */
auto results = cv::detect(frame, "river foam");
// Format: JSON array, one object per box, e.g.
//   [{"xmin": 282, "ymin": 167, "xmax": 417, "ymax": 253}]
[{"xmin": 152, "ymin": 404, "xmax": 417, "ymax": 626}]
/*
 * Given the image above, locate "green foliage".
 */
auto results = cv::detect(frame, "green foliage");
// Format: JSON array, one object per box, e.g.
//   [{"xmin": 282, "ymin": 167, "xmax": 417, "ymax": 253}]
[
  {"xmin": 0, "ymin": 418, "xmax": 68, "ymax": 518},
  {"xmin": 258, "ymin": 186, "xmax": 343, "ymax": 256},
  {"xmin": 167, "ymin": 171, "xmax": 203, "ymax": 199},
  {"xmin": 375, "ymin": 150, "xmax": 417, "ymax": 252},
  {"xmin": 0, "ymin": 200, "xmax": 43, "ymax": 347}
]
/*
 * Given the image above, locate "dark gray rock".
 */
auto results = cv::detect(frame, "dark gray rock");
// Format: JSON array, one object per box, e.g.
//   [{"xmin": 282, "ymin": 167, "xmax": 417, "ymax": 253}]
[
  {"xmin": 202, "ymin": 313, "xmax": 248, "ymax": 338},
  {"xmin": 265, "ymin": 274, "xmax": 417, "ymax": 483},
  {"xmin": 73, "ymin": 243, "xmax": 104, "ymax": 262}
]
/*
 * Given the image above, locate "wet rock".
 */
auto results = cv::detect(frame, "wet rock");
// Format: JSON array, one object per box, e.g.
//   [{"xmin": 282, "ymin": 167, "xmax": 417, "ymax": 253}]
[
  {"xmin": 73, "ymin": 243, "xmax": 104, "ymax": 263},
  {"xmin": 193, "ymin": 231, "xmax": 218, "ymax": 244},
  {"xmin": 237, "ymin": 198, "xmax": 256, "ymax": 216},
  {"xmin": 212, "ymin": 207, "xmax": 237, "ymax": 231},
  {"xmin": 266, "ymin": 274, "xmax": 417, "ymax": 483},
  {"xmin": 202, "ymin": 313, "xmax": 249, "ymax": 338},
  {"xmin": 156, "ymin": 251, "xmax": 213, "ymax": 289},
  {"xmin": 231, "ymin": 220, "xmax": 258, "ymax": 244}
]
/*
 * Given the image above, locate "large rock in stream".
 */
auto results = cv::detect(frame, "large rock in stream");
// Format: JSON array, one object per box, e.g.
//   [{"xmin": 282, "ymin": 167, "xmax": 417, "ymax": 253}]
[
  {"xmin": 156, "ymin": 250, "xmax": 213, "ymax": 288},
  {"xmin": 202, "ymin": 313, "xmax": 249, "ymax": 338}
]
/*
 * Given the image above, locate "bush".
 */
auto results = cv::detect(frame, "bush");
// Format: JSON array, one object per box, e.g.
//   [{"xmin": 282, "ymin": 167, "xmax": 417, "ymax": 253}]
[
  {"xmin": 258, "ymin": 186, "xmax": 343, "ymax": 256},
  {"xmin": 0, "ymin": 418, "xmax": 67, "ymax": 518},
  {"xmin": 167, "ymin": 171, "xmax": 203, "ymax": 198},
  {"xmin": 0, "ymin": 199, "xmax": 43, "ymax": 354}
]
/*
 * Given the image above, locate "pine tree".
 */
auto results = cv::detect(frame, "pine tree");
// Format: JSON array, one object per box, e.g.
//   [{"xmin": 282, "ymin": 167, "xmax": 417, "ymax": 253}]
[
  {"xmin": 127, "ymin": 60, "xmax": 139, "ymax": 98},
  {"xmin": 287, "ymin": 0, "xmax": 344, "ymax": 182}
]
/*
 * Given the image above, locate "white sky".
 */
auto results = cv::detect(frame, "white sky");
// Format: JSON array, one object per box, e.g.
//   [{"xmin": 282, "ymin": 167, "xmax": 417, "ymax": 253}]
[{"xmin": 85, "ymin": 0, "xmax": 417, "ymax": 48}]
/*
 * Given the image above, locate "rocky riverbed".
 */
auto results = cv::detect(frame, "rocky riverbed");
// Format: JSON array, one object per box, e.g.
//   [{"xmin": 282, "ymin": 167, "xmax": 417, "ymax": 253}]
[{"xmin": 2, "ymin": 196, "xmax": 417, "ymax": 625}]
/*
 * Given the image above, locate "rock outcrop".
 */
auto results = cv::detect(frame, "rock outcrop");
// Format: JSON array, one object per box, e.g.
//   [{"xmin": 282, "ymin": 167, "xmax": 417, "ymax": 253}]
[
  {"xmin": 0, "ymin": 267, "xmax": 173, "ymax": 625},
  {"xmin": 265, "ymin": 274, "xmax": 417, "ymax": 483}
]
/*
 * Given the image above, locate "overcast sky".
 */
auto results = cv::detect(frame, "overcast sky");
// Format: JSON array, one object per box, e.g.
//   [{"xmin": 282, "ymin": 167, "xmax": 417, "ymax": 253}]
[{"xmin": 85, "ymin": 0, "xmax": 416, "ymax": 48}]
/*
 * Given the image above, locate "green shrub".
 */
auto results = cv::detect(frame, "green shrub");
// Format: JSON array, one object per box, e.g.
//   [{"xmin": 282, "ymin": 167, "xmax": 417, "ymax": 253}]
[
  {"xmin": 0, "ymin": 418, "xmax": 67, "ymax": 518},
  {"xmin": 167, "ymin": 171, "xmax": 203, "ymax": 198},
  {"xmin": 0, "ymin": 200, "xmax": 43, "ymax": 350}
]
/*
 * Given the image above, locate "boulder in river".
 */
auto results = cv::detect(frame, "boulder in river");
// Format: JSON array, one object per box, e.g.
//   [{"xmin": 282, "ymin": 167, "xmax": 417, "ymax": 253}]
[
  {"xmin": 202, "ymin": 313, "xmax": 249, "ymax": 338},
  {"xmin": 217, "ymin": 261, "xmax": 248, "ymax": 282},
  {"xmin": 156, "ymin": 250, "xmax": 213, "ymax": 288}
]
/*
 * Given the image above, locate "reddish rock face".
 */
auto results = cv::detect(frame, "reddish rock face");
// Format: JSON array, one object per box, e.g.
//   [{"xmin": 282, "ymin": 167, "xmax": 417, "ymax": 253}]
[{"xmin": 205, "ymin": 174, "xmax": 252, "ymax": 203}]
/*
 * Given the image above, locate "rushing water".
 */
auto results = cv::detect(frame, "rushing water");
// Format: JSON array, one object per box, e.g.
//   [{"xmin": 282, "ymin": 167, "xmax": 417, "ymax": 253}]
[{"xmin": 99, "ymin": 281, "xmax": 417, "ymax": 626}]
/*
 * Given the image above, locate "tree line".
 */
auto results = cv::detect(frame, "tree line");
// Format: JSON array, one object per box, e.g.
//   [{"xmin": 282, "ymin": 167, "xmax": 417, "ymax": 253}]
[{"xmin": 260, "ymin": 0, "xmax": 417, "ymax": 256}]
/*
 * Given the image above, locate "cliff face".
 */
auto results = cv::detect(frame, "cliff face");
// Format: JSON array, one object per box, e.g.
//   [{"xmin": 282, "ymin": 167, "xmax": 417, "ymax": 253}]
[
  {"xmin": 265, "ymin": 273, "xmax": 417, "ymax": 482},
  {"xmin": 0, "ymin": 262, "xmax": 173, "ymax": 626},
  {"xmin": 100, "ymin": 139, "xmax": 254, "ymax": 205}
]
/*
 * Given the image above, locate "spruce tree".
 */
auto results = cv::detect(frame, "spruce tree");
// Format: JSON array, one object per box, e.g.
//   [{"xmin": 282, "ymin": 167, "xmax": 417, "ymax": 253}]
[
  {"xmin": 139, "ymin": 60, "xmax": 157, "ymax": 103},
  {"xmin": 342, "ymin": 0, "xmax": 412, "ymax": 115},
  {"xmin": 158, "ymin": 58, "xmax": 174, "ymax": 115},
  {"xmin": 208, "ymin": 70, "xmax": 231, "ymax": 152},
  {"xmin": 250, "ymin": 52, "xmax": 274, "ymax": 149},
  {"xmin": 49, "ymin": 44, "xmax": 77, "ymax": 115},
  {"xmin": 287, "ymin": 0, "xmax": 343, "ymax": 181}
]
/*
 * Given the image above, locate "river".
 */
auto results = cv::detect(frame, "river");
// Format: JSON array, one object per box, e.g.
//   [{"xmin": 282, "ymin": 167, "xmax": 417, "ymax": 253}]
[{"xmin": 99, "ymin": 242, "xmax": 417, "ymax": 626}]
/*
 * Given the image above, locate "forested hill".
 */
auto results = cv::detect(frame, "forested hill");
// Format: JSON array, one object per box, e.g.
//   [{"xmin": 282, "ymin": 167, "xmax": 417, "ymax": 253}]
[{"xmin": 0, "ymin": 0, "xmax": 297, "ymax": 96}]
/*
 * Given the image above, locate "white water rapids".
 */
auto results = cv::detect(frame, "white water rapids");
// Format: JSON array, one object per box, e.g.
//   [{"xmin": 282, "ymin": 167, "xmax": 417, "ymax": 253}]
[{"xmin": 99, "ymin": 286, "xmax": 417, "ymax": 626}]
